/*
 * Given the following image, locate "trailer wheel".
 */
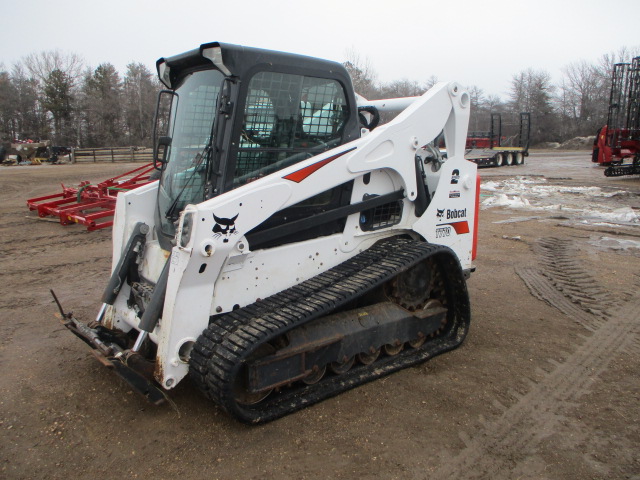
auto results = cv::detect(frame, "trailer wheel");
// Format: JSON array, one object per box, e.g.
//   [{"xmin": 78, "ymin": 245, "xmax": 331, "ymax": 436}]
[
  {"xmin": 504, "ymin": 152, "xmax": 513, "ymax": 166},
  {"xmin": 514, "ymin": 152, "xmax": 523, "ymax": 165},
  {"xmin": 495, "ymin": 154, "xmax": 503, "ymax": 167}
]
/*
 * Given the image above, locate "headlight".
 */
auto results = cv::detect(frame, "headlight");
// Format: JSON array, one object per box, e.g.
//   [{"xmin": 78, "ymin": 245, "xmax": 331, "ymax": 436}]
[{"xmin": 178, "ymin": 211, "xmax": 195, "ymax": 248}]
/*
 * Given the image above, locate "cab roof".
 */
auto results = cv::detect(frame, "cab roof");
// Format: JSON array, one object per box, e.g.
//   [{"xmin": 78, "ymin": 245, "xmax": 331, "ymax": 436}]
[{"xmin": 156, "ymin": 42, "xmax": 350, "ymax": 89}]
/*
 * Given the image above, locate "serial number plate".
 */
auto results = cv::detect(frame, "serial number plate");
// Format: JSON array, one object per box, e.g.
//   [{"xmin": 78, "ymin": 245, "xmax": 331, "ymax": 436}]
[{"xmin": 435, "ymin": 226, "xmax": 451, "ymax": 238}]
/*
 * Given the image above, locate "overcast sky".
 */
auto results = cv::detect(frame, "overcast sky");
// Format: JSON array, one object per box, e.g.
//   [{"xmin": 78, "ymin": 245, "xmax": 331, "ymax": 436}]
[{"xmin": 2, "ymin": 0, "xmax": 639, "ymax": 99}]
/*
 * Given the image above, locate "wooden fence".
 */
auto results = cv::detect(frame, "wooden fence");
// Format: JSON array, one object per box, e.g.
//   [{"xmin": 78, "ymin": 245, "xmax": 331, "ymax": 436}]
[{"xmin": 71, "ymin": 147, "xmax": 153, "ymax": 163}]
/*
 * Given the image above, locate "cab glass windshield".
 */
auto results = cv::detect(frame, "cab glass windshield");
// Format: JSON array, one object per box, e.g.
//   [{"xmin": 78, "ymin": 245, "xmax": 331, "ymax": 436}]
[{"xmin": 157, "ymin": 68, "xmax": 224, "ymax": 236}]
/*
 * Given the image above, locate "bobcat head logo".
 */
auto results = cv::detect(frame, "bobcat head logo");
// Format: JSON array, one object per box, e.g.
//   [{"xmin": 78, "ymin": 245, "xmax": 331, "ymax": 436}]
[
  {"xmin": 436, "ymin": 208, "xmax": 445, "ymax": 220},
  {"xmin": 213, "ymin": 213, "xmax": 239, "ymax": 243}
]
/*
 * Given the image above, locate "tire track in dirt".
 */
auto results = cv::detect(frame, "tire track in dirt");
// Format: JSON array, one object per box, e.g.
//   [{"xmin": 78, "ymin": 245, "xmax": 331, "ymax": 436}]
[
  {"xmin": 2, "ymin": 210, "xmax": 39, "ymax": 219},
  {"xmin": 3, "ymin": 214, "xmax": 87, "ymax": 228},
  {"xmin": 5, "ymin": 257, "xmax": 108, "ymax": 284},
  {"xmin": 532, "ymin": 237, "xmax": 613, "ymax": 316},
  {"xmin": 0, "ymin": 235, "xmax": 109, "ymax": 259},
  {"xmin": 2, "ymin": 219, "xmax": 51, "ymax": 229},
  {"xmin": 517, "ymin": 267, "xmax": 601, "ymax": 331},
  {"xmin": 431, "ymin": 238, "xmax": 639, "ymax": 479},
  {"xmin": 0, "ymin": 228, "xmax": 102, "ymax": 244},
  {"xmin": 0, "ymin": 230, "xmax": 109, "ymax": 259}
]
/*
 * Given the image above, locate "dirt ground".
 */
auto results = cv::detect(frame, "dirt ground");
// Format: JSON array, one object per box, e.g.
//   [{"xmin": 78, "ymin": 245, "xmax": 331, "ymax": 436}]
[{"xmin": 1, "ymin": 153, "xmax": 639, "ymax": 480}]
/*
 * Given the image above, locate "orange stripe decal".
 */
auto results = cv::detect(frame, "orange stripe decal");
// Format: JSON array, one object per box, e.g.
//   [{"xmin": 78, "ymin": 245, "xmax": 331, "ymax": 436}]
[
  {"xmin": 283, "ymin": 147, "xmax": 356, "ymax": 183},
  {"xmin": 450, "ymin": 221, "xmax": 470, "ymax": 234}
]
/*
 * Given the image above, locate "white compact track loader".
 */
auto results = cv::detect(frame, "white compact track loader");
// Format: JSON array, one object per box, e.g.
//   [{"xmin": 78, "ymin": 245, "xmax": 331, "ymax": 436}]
[{"xmin": 58, "ymin": 42, "xmax": 479, "ymax": 423}]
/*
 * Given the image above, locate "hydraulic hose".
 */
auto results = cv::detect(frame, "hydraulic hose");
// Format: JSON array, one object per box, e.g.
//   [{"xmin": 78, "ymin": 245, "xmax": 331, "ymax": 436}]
[
  {"xmin": 138, "ymin": 259, "xmax": 170, "ymax": 333},
  {"xmin": 101, "ymin": 222, "xmax": 149, "ymax": 305}
]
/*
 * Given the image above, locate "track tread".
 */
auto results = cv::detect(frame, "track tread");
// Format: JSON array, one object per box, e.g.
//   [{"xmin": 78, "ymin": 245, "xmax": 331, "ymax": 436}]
[{"xmin": 190, "ymin": 236, "xmax": 471, "ymax": 423}]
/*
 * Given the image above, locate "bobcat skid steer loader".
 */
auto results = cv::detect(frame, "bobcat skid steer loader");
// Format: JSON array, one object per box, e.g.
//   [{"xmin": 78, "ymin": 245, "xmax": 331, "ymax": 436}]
[{"xmin": 59, "ymin": 42, "xmax": 479, "ymax": 424}]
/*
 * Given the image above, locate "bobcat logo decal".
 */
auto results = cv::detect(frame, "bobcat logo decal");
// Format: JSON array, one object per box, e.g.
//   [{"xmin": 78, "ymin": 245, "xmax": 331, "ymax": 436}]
[
  {"xmin": 436, "ymin": 208, "xmax": 445, "ymax": 220},
  {"xmin": 213, "ymin": 213, "xmax": 239, "ymax": 243}
]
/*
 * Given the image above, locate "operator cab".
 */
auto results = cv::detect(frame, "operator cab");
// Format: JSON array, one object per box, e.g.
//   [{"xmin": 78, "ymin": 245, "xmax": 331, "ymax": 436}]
[{"xmin": 153, "ymin": 42, "xmax": 361, "ymax": 249}]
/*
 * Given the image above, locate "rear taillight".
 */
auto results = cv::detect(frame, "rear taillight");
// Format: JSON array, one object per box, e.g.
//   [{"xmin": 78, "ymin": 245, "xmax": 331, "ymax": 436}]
[{"xmin": 472, "ymin": 173, "xmax": 480, "ymax": 261}]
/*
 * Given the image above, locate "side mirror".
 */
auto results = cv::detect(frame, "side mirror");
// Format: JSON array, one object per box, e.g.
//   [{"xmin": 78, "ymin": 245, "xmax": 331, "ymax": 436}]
[
  {"xmin": 155, "ymin": 136, "xmax": 172, "ymax": 168},
  {"xmin": 153, "ymin": 89, "xmax": 176, "ymax": 171}
]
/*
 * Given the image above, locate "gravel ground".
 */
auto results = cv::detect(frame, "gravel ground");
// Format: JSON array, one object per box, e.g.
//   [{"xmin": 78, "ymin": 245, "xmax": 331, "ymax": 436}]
[{"xmin": 1, "ymin": 152, "xmax": 639, "ymax": 479}]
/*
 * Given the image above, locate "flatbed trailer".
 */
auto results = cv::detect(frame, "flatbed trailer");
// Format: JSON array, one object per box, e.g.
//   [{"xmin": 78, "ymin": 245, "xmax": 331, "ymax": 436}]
[{"xmin": 465, "ymin": 112, "xmax": 530, "ymax": 167}]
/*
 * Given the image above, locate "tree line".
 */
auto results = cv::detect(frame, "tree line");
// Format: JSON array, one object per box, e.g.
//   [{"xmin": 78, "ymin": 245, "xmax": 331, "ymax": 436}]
[
  {"xmin": 345, "ymin": 46, "xmax": 640, "ymax": 145},
  {"xmin": 1, "ymin": 47, "xmax": 639, "ymax": 150},
  {"xmin": 0, "ymin": 50, "xmax": 160, "ymax": 149}
]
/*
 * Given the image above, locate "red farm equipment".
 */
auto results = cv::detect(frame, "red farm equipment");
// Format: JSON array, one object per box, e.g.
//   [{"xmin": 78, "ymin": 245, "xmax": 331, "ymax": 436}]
[
  {"xmin": 592, "ymin": 56, "xmax": 640, "ymax": 177},
  {"xmin": 27, "ymin": 163, "xmax": 156, "ymax": 230},
  {"xmin": 465, "ymin": 112, "xmax": 530, "ymax": 167}
]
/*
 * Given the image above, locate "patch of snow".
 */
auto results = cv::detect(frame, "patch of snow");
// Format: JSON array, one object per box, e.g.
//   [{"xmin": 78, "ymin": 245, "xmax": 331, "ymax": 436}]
[
  {"xmin": 493, "ymin": 216, "xmax": 542, "ymax": 224},
  {"xmin": 589, "ymin": 236, "xmax": 640, "ymax": 251},
  {"xmin": 481, "ymin": 181, "xmax": 500, "ymax": 192},
  {"xmin": 480, "ymin": 177, "xmax": 637, "ymax": 227},
  {"xmin": 482, "ymin": 193, "xmax": 530, "ymax": 208},
  {"xmin": 590, "ymin": 207, "xmax": 639, "ymax": 224}
]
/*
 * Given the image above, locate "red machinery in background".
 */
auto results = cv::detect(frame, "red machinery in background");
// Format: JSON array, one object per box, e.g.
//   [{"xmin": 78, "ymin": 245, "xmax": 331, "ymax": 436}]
[
  {"xmin": 27, "ymin": 163, "xmax": 156, "ymax": 230},
  {"xmin": 592, "ymin": 57, "xmax": 640, "ymax": 176}
]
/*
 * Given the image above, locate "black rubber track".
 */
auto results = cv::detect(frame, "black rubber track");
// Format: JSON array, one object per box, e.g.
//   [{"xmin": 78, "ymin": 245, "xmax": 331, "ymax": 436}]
[
  {"xmin": 189, "ymin": 236, "xmax": 471, "ymax": 424},
  {"xmin": 604, "ymin": 163, "xmax": 640, "ymax": 176}
]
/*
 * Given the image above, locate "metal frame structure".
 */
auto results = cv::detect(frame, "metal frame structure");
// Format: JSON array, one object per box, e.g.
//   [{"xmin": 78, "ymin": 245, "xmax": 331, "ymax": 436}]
[
  {"xmin": 592, "ymin": 57, "xmax": 640, "ymax": 176},
  {"xmin": 27, "ymin": 163, "xmax": 156, "ymax": 230},
  {"xmin": 465, "ymin": 112, "xmax": 530, "ymax": 167}
]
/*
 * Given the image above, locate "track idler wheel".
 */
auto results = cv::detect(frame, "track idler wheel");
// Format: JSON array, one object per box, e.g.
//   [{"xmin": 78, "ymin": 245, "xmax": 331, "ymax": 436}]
[
  {"xmin": 408, "ymin": 334, "xmax": 427, "ymax": 349},
  {"xmin": 303, "ymin": 365, "xmax": 326, "ymax": 385},
  {"xmin": 233, "ymin": 344, "xmax": 275, "ymax": 405},
  {"xmin": 233, "ymin": 384, "xmax": 273, "ymax": 406},
  {"xmin": 330, "ymin": 356, "xmax": 355, "ymax": 374},
  {"xmin": 383, "ymin": 341, "xmax": 404, "ymax": 356},
  {"xmin": 358, "ymin": 347, "xmax": 381, "ymax": 365}
]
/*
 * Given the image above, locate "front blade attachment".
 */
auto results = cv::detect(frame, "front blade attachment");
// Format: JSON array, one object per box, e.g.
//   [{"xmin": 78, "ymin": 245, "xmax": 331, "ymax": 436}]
[{"xmin": 52, "ymin": 290, "xmax": 166, "ymax": 406}]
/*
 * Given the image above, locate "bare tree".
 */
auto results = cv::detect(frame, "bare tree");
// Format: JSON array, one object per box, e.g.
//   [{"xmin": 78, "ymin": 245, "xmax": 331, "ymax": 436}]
[
  {"xmin": 466, "ymin": 85, "xmax": 486, "ymax": 132},
  {"xmin": 23, "ymin": 50, "xmax": 85, "ymax": 85},
  {"xmin": 424, "ymin": 75, "xmax": 439, "ymax": 90},
  {"xmin": 551, "ymin": 46, "xmax": 640, "ymax": 142},
  {"xmin": 343, "ymin": 48, "xmax": 379, "ymax": 99},
  {"xmin": 558, "ymin": 60, "xmax": 602, "ymax": 137},
  {"xmin": 554, "ymin": 78, "xmax": 574, "ymax": 140},
  {"xmin": 18, "ymin": 51, "xmax": 85, "ymax": 145},
  {"xmin": 509, "ymin": 68, "xmax": 557, "ymax": 144},
  {"xmin": 484, "ymin": 94, "xmax": 503, "ymax": 112},
  {"xmin": 9, "ymin": 63, "xmax": 48, "ymax": 141},
  {"xmin": 597, "ymin": 46, "xmax": 640, "ymax": 79},
  {"xmin": 378, "ymin": 78, "xmax": 425, "ymax": 98},
  {"xmin": 123, "ymin": 62, "xmax": 159, "ymax": 146}
]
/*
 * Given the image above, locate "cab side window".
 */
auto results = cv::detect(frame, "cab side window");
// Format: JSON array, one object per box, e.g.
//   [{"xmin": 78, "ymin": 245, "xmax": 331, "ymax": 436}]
[{"xmin": 233, "ymin": 72, "xmax": 348, "ymax": 186}]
